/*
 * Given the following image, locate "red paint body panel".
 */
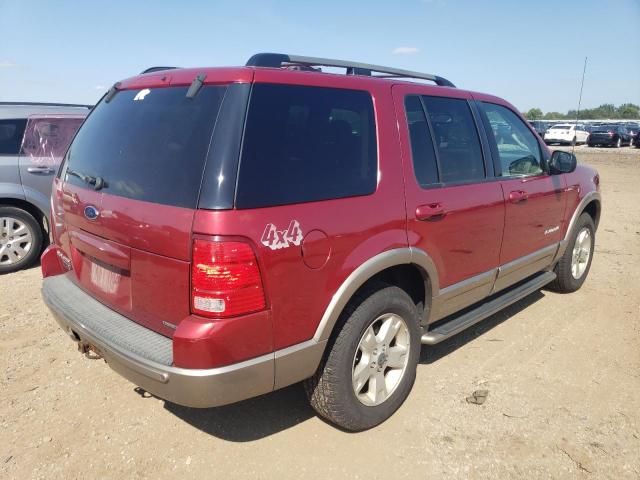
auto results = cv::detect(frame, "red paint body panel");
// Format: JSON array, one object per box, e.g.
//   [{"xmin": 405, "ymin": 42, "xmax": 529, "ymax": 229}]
[
  {"xmin": 118, "ymin": 67, "xmax": 254, "ymax": 90},
  {"xmin": 172, "ymin": 310, "xmax": 272, "ymax": 369},
  {"xmin": 54, "ymin": 179, "xmax": 195, "ymax": 337},
  {"xmin": 561, "ymin": 164, "xmax": 599, "ymax": 234},
  {"xmin": 498, "ymin": 175, "xmax": 566, "ymax": 264}
]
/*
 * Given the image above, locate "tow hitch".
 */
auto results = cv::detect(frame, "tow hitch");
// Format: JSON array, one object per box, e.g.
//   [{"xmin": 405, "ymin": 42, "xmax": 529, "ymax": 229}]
[{"xmin": 77, "ymin": 340, "xmax": 103, "ymax": 360}]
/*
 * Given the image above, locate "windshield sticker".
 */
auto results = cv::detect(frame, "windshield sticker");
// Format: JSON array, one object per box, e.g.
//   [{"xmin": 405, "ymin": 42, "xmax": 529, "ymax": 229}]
[
  {"xmin": 261, "ymin": 221, "xmax": 303, "ymax": 250},
  {"xmin": 133, "ymin": 88, "xmax": 151, "ymax": 101}
]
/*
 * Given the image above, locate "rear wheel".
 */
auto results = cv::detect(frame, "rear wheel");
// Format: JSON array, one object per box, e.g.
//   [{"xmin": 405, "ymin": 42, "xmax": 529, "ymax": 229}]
[
  {"xmin": 304, "ymin": 284, "xmax": 421, "ymax": 431},
  {"xmin": 0, "ymin": 207, "xmax": 43, "ymax": 274},
  {"xmin": 548, "ymin": 212, "xmax": 595, "ymax": 293}
]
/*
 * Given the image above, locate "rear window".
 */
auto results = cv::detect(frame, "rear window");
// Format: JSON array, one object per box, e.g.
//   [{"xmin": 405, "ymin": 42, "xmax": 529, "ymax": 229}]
[
  {"xmin": 0, "ymin": 119, "xmax": 27, "ymax": 155},
  {"xmin": 235, "ymin": 84, "xmax": 377, "ymax": 209},
  {"xmin": 62, "ymin": 85, "xmax": 226, "ymax": 208},
  {"xmin": 550, "ymin": 125, "xmax": 571, "ymax": 130}
]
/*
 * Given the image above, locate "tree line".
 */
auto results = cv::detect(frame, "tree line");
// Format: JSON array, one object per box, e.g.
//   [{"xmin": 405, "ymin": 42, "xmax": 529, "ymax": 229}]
[{"xmin": 524, "ymin": 103, "xmax": 639, "ymax": 120}]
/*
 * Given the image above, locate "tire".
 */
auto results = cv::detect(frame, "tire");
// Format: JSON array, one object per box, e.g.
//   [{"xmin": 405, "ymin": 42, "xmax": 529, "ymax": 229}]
[
  {"xmin": 547, "ymin": 212, "xmax": 595, "ymax": 293},
  {"xmin": 615, "ymin": 137, "xmax": 621, "ymax": 148},
  {"xmin": 0, "ymin": 206, "xmax": 43, "ymax": 274},
  {"xmin": 304, "ymin": 283, "xmax": 421, "ymax": 431}
]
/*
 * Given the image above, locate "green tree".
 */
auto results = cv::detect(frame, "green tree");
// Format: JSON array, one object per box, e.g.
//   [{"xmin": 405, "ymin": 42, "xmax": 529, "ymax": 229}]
[
  {"xmin": 524, "ymin": 108, "xmax": 543, "ymax": 120},
  {"xmin": 617, "ymin": 103, "xmax": 640, "ymax": 119},
  {"xmin": 531, "ymin": 103, "xmax": 639, "ymax": 121},
  {"xmin": 543, "ymin": 111, "xmax": 566, "ymax": 120}
]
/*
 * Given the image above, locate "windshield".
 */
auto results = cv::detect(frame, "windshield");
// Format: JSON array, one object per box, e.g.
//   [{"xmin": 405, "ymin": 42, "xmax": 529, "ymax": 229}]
[{"xmin": 61, "ymin": 85, "xmax": 227, "ymax": 208}]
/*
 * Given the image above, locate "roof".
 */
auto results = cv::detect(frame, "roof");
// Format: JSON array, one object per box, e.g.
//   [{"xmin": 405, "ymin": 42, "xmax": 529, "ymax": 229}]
[{"xmin": 0, "ymin": 102, "xmax": 91, "ymax": 120}]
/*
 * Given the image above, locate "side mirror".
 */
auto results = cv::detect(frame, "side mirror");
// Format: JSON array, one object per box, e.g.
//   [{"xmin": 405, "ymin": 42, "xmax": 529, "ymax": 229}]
[{"xmin": 549, "ymin": 150, "xmax": 577, "ymax": 174}]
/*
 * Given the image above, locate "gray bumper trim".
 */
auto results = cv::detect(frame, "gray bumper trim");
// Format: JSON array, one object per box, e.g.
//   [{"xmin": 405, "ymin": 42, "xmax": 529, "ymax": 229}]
[
  {"xmin": 43, "ymin": 275, "xmax": 173, "ymax": 365},
  {"xmin": 42, "ymin": 274, "xmax": 276, "ymax": 408}
]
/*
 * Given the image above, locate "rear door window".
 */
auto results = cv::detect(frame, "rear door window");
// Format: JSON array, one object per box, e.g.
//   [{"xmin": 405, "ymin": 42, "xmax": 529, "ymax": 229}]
[
  {"xmin": 236, "ymin": 84, "xmax": 377, "ymax": 209},
  {"xmin": 420, "ymin": 96, "xmax": 485, "ymax": 183},
  {"xmin": 0, "ymin": 119, "xmax": 27, "ymax": 155},
  {"xmin": 62, "ymin": 86, "xmax": 226, "ymax": 208},
  {"xmin": 21, "ymin": 116, "xmax": 85, "ymax": 166}
]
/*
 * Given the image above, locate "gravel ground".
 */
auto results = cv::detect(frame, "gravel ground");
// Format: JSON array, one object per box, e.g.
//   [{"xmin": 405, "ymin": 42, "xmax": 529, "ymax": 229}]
[{"xmin": 1, "ymin": 146, "xmax": 639, "ymax": 479}]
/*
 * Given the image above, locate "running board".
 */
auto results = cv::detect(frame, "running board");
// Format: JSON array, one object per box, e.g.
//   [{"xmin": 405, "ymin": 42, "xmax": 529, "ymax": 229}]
[{"xmin": 421, "ymin": 271, "xmax": 556, "ymax": 345}]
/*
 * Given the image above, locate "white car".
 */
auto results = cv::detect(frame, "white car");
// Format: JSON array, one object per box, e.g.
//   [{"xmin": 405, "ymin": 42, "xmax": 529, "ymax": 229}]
[{"xmin": 544, "ymin": 123, "xmax": 590, "ymax": 145}]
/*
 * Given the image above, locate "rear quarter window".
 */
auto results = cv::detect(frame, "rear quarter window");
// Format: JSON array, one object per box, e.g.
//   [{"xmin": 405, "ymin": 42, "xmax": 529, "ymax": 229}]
[{"xmin": 235, "ymin": 84, "xmax": 377, "ymax": 209}]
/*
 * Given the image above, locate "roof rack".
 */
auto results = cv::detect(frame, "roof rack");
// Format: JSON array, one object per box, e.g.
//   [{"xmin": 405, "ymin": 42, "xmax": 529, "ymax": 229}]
[
  {"xmin": 140, "ymin": 66, "xmax": 179, "ymax": 74},
  {"xmin": 0, "ymin": 101, "xmax": 92, "ymax": 108},
  {"xmin": 246, "ymin": 53, "xmax": 455, "ymax": 88}
]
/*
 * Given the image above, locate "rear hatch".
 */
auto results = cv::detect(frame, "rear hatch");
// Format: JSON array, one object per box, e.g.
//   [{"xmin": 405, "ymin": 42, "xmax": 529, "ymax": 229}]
[{"xmin": 55, "ymin": 74, "xmax": 240, "ymax": 337}]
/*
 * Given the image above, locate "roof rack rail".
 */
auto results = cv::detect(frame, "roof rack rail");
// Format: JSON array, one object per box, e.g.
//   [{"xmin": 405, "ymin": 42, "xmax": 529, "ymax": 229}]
[
  {"xmin": 0, "ymin": 101, "xmax": 92, "ymax": 108},
  {"xmin": 140, "ymin": 66, "xmax": 179, "ymax": 74},
  {"xmin": 246, "ymin": 53, "xmax": 455, "ymax": 88}
]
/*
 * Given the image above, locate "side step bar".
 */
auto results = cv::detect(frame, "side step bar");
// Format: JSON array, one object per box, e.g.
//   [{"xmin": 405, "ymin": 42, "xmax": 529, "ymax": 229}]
[{"xmin": 421, "ymin": 271, "xmax": 556, "ymax": 345}]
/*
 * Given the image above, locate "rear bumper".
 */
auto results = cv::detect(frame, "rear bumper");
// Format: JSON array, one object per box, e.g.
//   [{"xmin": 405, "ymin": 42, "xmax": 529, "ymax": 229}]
[
  {"xmin": 588, "ymin": 138, "xmax": 616, "ymax": 145},
  {"xmin": 544, "ymin": 137, "xmax": 570, "ymax": 144},
  {"xmin": 42, "ymin": 274, "xmax": 275, "ymax": 408}
]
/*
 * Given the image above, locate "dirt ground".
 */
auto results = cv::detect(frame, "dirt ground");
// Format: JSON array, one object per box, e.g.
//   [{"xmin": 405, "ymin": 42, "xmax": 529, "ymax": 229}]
[{"xmin": 1, "ymin": 146, "xmax": 639, "ymax": 479}]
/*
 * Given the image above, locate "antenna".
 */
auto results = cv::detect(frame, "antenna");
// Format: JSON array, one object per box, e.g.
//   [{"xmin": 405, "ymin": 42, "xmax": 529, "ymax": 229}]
[{"xmin": 572, "ymin": 56, "xmax": 588, "ymax": 155}]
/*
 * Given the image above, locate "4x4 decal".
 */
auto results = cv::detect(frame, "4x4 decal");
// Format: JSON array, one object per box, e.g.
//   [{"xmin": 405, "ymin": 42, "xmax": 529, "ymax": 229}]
[{"xmin": 261, "ymin": 220, "xmax": 303, "ymax": 250}]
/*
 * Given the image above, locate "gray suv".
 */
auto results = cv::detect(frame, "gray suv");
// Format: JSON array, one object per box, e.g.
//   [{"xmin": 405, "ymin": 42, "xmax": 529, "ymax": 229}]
[{"xmin": 0, "ymin": 102, "xmax": 89, "ymax": 273}]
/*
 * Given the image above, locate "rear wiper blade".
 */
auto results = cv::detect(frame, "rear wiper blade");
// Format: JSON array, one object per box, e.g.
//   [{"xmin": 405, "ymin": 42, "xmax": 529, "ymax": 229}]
[
  {"xmin": 186, "ymin": 73, "xmax": 206, "ymax": 98},
  {"xmin": 66, "ymin": 168, "xmax": 107, "ymax": 191}
]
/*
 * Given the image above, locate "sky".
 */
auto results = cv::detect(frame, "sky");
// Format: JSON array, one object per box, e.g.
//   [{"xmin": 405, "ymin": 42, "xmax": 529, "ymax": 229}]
[{"xmin": 1, "ymin": 0, "xmax": 639, "ymax": 113}]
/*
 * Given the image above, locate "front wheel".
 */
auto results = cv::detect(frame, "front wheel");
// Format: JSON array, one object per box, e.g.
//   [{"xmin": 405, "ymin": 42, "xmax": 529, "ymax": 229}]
[
  {"xmin": 304, "ymin": 284, "xmax": 421, "ymax": 431},
  {"xmin": 547, "ymin": 212, "xmax": 595, "ymax": 293}
]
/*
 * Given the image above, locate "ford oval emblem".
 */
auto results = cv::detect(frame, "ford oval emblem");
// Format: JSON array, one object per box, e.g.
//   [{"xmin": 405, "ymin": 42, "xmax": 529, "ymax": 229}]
[{"xmin": 84, "ymin": 205, "xmax": 99, "ymax": 220}]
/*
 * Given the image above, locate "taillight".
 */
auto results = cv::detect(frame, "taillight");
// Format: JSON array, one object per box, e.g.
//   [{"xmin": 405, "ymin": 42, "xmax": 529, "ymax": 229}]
[{"xmin": 191, "ymin": 240, "xmax": 266, "ymax": 318}]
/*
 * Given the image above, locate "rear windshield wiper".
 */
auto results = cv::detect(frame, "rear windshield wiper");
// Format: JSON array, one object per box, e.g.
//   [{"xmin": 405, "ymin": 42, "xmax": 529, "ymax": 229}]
[{"xmin": 66, "ymin": 168, "xmax": 107, "ymax": 191}]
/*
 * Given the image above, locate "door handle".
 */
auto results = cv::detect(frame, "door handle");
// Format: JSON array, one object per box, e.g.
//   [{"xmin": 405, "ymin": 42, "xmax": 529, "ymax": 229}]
[
  {"xmin": 416, "ymin": 203, "xmax": 447, "ymax": 221},
  {"xmin": 27, "ymin": 166, "xmax": 55, "ymax": 174},
  {"xmin": 508, "ymin": 190, "xmax": 528, "ymax": 204}
]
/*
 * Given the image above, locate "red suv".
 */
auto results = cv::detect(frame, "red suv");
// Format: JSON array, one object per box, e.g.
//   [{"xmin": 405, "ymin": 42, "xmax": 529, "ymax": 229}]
[{"xmin": 41, "ymin": 53, "xmax": 601, "ymax": 431}]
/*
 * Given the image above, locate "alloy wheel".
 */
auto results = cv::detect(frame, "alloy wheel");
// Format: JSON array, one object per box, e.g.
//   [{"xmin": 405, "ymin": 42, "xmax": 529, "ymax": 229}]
[
  {"xmin": 571, "ymin": 227, "xmax": 592, "ymax": 279},
  {"xmin": 0, "ymin": 217, "xmax": 34, "ymax": 266},
  {"xmin": 352, "ymin": 313, "xmax": 411, "ymax": 406}
]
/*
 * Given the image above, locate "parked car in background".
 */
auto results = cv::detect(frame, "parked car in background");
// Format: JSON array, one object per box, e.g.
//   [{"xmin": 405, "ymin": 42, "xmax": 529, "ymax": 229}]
[
  {"xmin": 41, "ymin": 53, "xmax": 601, "ymax": 431},
  {"xmin": 528, "ymin": 120, "xmax": 549, "ymax": 138},
  {"xmin": 543, "ymin": 123, "xmax": 589, "ymax": 145},
  {"xmin": 624, "ymin": 123, "xmax": 639, "ymax": 146},
  {"xmin": 0, "ymin": 102, "xmax": 89, "ymax": 273},
  {"xmin": 587, "ymin": 124, "xmax": 633, "ymax": 147}
]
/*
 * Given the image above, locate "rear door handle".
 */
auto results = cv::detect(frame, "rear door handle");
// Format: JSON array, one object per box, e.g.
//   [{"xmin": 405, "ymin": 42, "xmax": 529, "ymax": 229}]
[
  {"xmin": 27, "ymin": 166, "xmax": 55, "ymax": 174},
  {"xmin": 416, "ymin": 203, "xmax": 447, "ymax": 221},
  {"xmin": 508, "ymin": 190, "xmax": 528, "ymax": 204}
]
